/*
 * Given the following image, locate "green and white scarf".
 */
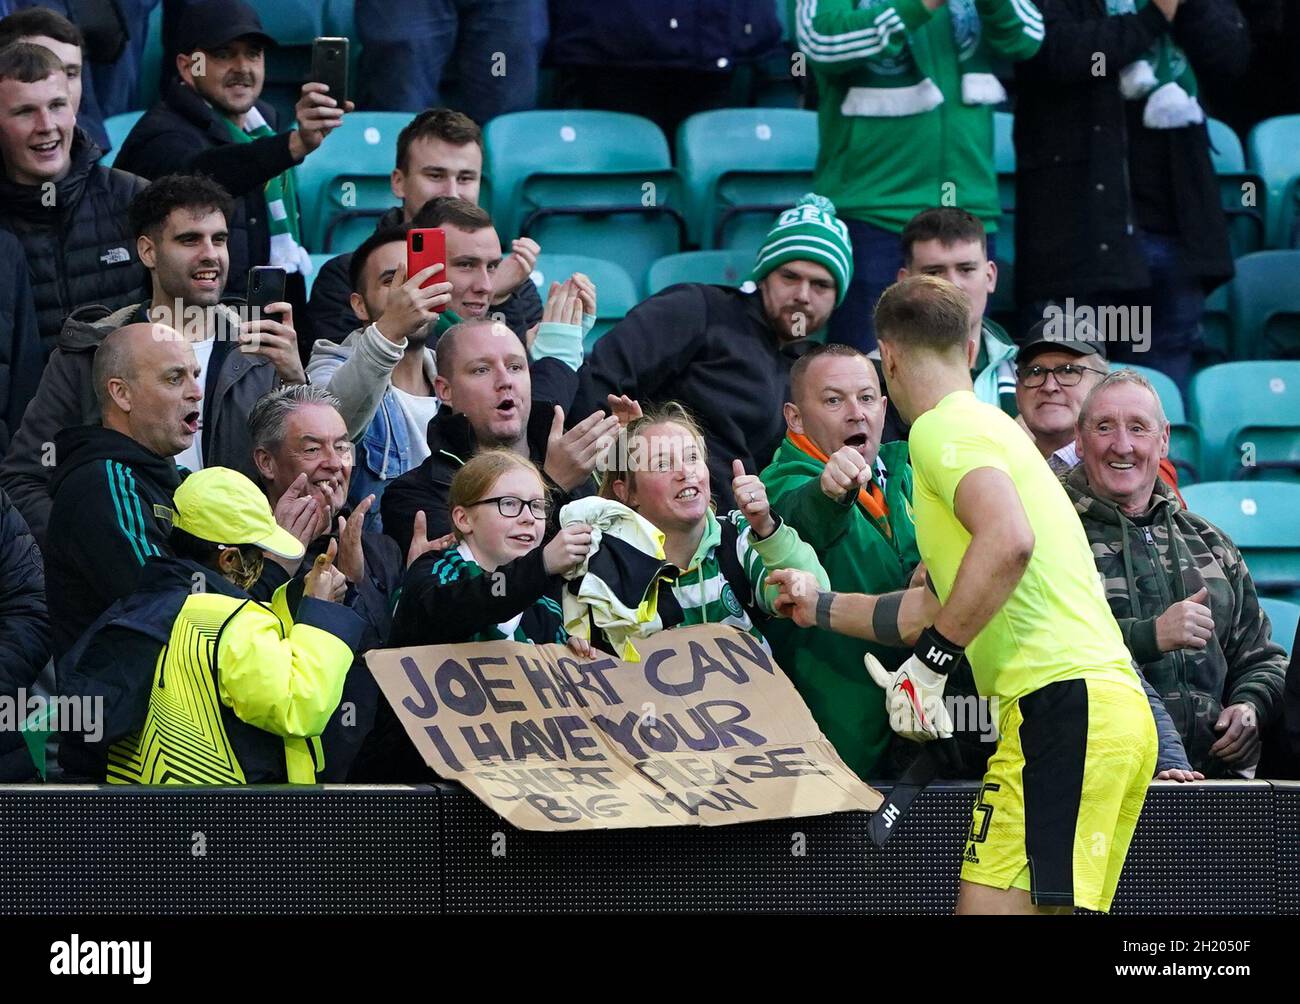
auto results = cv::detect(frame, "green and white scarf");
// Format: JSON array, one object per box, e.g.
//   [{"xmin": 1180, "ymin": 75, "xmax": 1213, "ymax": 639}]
[
  {"xmin": 1108, "ymin": 0, "xmax": 1203, "ymax": 129},
  {"xmin": 835, "ymin": 0, "xmax": 1015, "ymax": 118},
  {"xmin": 223, "ymin": 106, "xmax": 314, "ymax": 274}
]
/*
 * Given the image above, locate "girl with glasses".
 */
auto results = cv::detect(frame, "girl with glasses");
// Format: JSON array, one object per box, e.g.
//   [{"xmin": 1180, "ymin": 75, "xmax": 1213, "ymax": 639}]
[{"xmin": 389, "ymin": 449, "xmax": 594, "ymax": 647}]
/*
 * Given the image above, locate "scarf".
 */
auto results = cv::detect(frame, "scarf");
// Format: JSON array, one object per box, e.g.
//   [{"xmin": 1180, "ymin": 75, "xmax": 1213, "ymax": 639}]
[
  {"xmin": 1108, "ymin": 0, "xmax": 1203, "ymax": 129},
  {"xmin": 835, "ymin": 0, "xmax": 1015, "ymax": 118},
  {"xmin": 786, "ymin": 432, "xmax": 892, "ymax": 538},
  {"xmin": 222, "ymin": 106, "xmax": 313, "ymax": 274}
]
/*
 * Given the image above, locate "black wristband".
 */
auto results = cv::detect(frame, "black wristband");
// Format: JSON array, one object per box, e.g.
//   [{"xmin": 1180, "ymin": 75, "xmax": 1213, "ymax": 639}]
[{"xmin": 913, "ymin": 624, "xmax": 964, "ymax": 676}]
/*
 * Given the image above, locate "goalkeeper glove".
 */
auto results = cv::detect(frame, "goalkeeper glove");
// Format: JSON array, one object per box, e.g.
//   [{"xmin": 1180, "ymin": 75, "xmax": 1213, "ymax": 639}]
[{"xmin": 864, "ymin": 625, "xmax": 964, "ymax": 742}]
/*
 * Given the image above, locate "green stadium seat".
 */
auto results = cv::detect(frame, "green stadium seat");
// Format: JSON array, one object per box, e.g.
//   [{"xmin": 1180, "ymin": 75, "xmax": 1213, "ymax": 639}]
[
  {"xmin": 1180, "ymin": 482, "xmax": 1300, "ymax": 598},
  {"xmin": 994, "ymin": 110, "xmax": 1015, "ymax": 220},
  {"xmin": 1230, "ymin": 251, "xmax": 1300, "ymax": 359},
  {"xmin": 247, "ymin": 0, "xmax": 326, "ymax": 127},
  {"xmin": 135, "ymin": 2, "xmax": 163, "ymax": 110},
  {"xmin": 294, "ymin": 112, "xmax": 407, "ymax": 253},
  {"xmin": 1261, "ymin": 597, "xmax": 1300, "ymax": 657},
  {"xmin": 1201, "ymin": 281, "xmax": 1233, "ymax": 362},
  {"xmin": 1208, "ymin": 117, "xmax": 1266, "ymax": 259},
  {"xmin": 676, "ymin": 108, "xmax": 817, "ymax": 250},
  {"xmin": 305, "ymin": 254, "xmax": 335, "ymax": 296},
  {"xmin": 485, "ymin": 112, "xmax": 685, "ymax": 295},
  {"xmin": 1128, "ymin": 364, "xmax": 1202, "ymax": 483},
  {"xmin": 646, "ymin": 250, "xmax": 756, "ymax": 295},
  {"xmin": 1191, "ymin": 361, "xmax": 1300, "ymax": 482},
  {"xmin": 531, "ymin": 254, "xmax": 639, "ymax": 355},
  {"xmin": 1247, "ymin": 115, "xmax": 1300, "ymax": 249},
  {"xmin": 101, "ymin": 111, "xmax": 144, "ymax": 168}
]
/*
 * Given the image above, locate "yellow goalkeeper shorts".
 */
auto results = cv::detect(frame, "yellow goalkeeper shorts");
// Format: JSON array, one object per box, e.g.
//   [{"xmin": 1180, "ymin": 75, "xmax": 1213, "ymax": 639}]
[{"xmin": 959, "ymin": 676, "xmax": 1158, "ymax": 913}]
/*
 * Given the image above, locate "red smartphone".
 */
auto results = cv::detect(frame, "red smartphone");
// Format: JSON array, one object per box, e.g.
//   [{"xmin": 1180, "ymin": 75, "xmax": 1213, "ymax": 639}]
[{"xmin": 406, "ymin": 227, "xmax": 447, "ymax": 309}]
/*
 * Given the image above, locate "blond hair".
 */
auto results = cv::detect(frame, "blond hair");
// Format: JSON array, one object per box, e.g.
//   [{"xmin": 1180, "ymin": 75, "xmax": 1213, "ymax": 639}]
[
  {"xmin": 599, "ymin": 402, "xmax": 709, "ymax": 501},
  {"xmin": 874, "ymin": 273, "xmax": 971, "ymax": 355},
  {"xmin": 448, "ymin": 448, "xmax": 546, "ymax": 539}
]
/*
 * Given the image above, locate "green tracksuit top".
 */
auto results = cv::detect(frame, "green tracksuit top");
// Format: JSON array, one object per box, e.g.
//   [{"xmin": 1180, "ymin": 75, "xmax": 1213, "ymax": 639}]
[
  {"xmin": 795, "ymin": 0, "xmax": 1044, "ymax": 233},
  {"xmin": 761, "ymin": 436, "xmax": 921, "ymax": 778}
]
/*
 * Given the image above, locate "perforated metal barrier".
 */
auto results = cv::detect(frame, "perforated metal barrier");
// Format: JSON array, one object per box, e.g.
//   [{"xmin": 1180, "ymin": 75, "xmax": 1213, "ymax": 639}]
[{"xmin": 0, "ymin": 782, "xmax": 1290, "ymax": 914}]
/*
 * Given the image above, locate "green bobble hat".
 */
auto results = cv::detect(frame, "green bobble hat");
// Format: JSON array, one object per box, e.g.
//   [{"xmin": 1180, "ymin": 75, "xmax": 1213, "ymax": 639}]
[{"xmin": 750, "ymin": 193, "xmax": 855, "ymax": 307}]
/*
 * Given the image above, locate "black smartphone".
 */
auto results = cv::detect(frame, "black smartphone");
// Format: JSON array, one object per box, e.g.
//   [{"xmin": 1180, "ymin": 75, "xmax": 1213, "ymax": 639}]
[
  {"xmin": 246, "ymin": 266, "xmax": 287, "ymax": 314},
  {"xmin": 311, "ymin": 36, "xmax": 350, "ymax": 105}
]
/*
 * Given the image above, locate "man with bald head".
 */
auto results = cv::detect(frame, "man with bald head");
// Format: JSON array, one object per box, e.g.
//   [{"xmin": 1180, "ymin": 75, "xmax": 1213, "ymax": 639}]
[
  {"xmin": 759, "ymin": 343, "xmax": 923, "ymax": 779},
  {"xmin": 43, "ymin": 322, "xmax": 202, "ymax": 657},
  {"xmin": 381, "ymin": 316, "xmax": 611, "ymax": 556}
]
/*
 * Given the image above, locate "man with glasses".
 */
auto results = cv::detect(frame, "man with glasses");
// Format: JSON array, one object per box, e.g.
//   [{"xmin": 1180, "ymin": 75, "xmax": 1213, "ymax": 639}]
[{"xmin": 1013, "ymin": 318, "xmax": 1109, "ymax": 475}]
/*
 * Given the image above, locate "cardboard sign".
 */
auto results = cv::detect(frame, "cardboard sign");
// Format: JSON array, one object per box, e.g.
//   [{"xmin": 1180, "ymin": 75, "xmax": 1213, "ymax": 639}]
[{"xmin": 367, "ymin": 624, "xmax": 882, "ymax": 831}]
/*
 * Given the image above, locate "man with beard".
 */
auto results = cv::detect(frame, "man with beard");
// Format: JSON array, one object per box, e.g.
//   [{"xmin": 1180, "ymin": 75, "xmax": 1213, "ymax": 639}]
[
  {"xmin": 2, "ymin": 173, "xmax": 303, "ymax": 544},
  {"xmin": 114, "ymin": 0, "xmax": 351, "ymax": 295},
  {"xmin": 573, "ymin": 194, "xmax": 853, "ymax": 511}
]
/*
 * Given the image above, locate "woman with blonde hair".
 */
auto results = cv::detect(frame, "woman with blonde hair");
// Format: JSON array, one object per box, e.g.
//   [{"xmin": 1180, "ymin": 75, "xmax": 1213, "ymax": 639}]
[
  {"xmin": 577, "ymin": 402, "xmax": 829, "ymax": 651},
  {"xmin": 389, "ymin": 449, "xmax": 593, "ymax": 647}
]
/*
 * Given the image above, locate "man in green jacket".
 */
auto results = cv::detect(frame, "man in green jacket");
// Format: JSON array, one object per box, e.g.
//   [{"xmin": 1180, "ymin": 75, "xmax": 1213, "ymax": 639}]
[
  {"xmin": 761, "ymin": 343, "xmax": 921, "ymax": 778},
  {"xmin": 793, "ymin": 0, "xmax": 1043, "ymax": 351}
]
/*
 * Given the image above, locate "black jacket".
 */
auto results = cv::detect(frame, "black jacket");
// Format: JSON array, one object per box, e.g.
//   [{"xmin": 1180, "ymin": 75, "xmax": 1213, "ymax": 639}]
[
  {"xmin": 1013, "ymin": 0, "xmax": 1249, "ymax": 301},
  {"xmin": 380, "ymin": 357, "xmax": 586, "ymax": 557},
  {"xmin": 548, "ymin": 0, "xmax": 782, "ymax": 71},
  {"xmin": 300, "ymin": 522, "xmax": 404, "ymax": 781},
  {"xmin": 0, "ymin": 487, "xmax": 50, "ymax": 781},
  {"xmin": 0, "ymin": 229, "xmax": 42, "ymax": 455},
  {"xmin": 114, "ymin": 78, "xmax": 299, "ymax": 296},
  {"xmin": 573, "ymin": 283, "xmax": 807, "ymax": 511},
  {"xmin": 0, "ymin": 129, "xmax": 148, "ymax": 351},
  {"xmin": 43, "ymin": 424, "xmax": 290, "ymax": 661},
  {"xmin": 57, "ymin": 555, "xmax": 363, "ymax": 784},
  {"xmin": 304, "ymin": 207, "xmax": 546, "ymax": 345},
  {"xmin": 1, "ymin": 301, "xmax": 281, "ymax": 547}
]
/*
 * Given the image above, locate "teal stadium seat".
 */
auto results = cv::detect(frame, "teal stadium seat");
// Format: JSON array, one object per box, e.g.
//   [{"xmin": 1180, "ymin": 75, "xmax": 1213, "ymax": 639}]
[
  {"xmin": 1208, "ymin": 117, "xmax": 1266, "ymax": 258},
  {"xmin": 676, "ymin": 108, "xmax": 817, "ymax": 251},
  {"xmin": 134, "ymin": 2, "xmax": 163, "ymax": 110},
  {"xmin": 1201, "ymin": 281, "xmax": 1233, "ymax": 362},
  {"xmin": 646, "ymin": 250, "xmax": 756, "ymax": 295},
  {"xmin": 1128, "ymin": 364, "xmax": 1202, "ymax": 483},
  {"xmin": 994, "ymin": 110, "xmax": 1015, "ymax": 220},
  {"xmin": 305, "ymin": 254, "xmax": 335, "ymax": 295},
  {"xmin": 1180, "ymin": 482, "xmax": 1300, "ymax": 599},
  {"xmin": 531, "ymin": 254, "xmax": 638, "ymax": 355},
  {"xmin": 295, "ymin": 112, "xmax": 408, "ymax": 253},
  {"xmin": 101, "ymin": 111, "xmax": 144, "ymax": 168},
  {"xmin": 1247, "ymin": 115, "xmax": 1300, "ymax": 249},
  {"xmin": 249, "ymin": 0, "xmax": 325, "ymax": 126},
  {"xmin": 1260, "ymin": 597, "xmax": 1300, "ymax": 657},
  {"xmin": 485, "ymin": 112, "xmax": 685, "ymax": 296},
  {"xmin": 1230, "ymin": 251, "xmax": 1300, "ymax": 360},
  {"xmin": 1190, "ymin": 361, "xmax": 1300, "ymax": 482}
]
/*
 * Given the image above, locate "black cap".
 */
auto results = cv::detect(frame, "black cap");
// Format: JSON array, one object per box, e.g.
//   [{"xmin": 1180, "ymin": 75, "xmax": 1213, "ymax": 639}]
[
  {"xmin": 1017, "ymin": 313, "xmax": 1108, "ymax": 367},
  {"xmin": 176, "ymin": 0, "xmax": 276, "ymax": 54}
]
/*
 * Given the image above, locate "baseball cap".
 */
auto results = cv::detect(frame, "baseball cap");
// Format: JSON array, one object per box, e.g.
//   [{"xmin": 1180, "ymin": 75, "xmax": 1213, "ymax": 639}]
[
  {"xmin": 176, "ymin": 0, "xmax": 276, "ymax": 54},
  {"xmin": 1017, "ymin": 314, "xmax": 1108, "ymax": 368},
  {"xmin": 172, "ymin": 467, "xmax": 304, "ymax": 560}
]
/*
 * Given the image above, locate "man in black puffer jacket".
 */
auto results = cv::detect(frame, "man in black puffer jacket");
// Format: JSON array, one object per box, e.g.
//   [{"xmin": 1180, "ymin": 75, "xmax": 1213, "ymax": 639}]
[
  {"xmin": 0, "ymin": 485, "xmax": 49, "ymax": 781},
  {"xmin": 0, "ymin": 43, "xmax": 148, "ymax": 353}
]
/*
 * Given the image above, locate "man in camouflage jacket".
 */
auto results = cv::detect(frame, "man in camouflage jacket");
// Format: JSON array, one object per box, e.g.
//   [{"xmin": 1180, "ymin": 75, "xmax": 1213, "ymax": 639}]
[{"xmin": 1065, "ymin": 371, "xmax": 1287, "ymax": 777}]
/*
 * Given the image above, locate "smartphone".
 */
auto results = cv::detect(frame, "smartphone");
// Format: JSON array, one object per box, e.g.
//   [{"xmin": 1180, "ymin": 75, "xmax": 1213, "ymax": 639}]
[
  {"xmin": 311, "ymin": 36, "xmax": 350, "ymax": 105},
  {"xmin": 407, "ymin": 228, "xmax": 447, "ymax": 308},
  {"xmin": 246, "ymin": 266, "xmax": 287, "ymax": 314}
]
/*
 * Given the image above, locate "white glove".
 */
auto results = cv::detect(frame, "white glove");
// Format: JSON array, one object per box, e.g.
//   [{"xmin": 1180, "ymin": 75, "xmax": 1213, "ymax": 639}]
[{"xmin": 865, "ymin": 652, "xmax": 954, "ymax": 743}]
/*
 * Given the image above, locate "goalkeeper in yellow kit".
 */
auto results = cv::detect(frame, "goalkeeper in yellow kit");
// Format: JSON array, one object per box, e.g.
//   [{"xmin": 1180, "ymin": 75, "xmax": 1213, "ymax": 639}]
[{"xmin": 769, "ymin": 275, "xmax": 1157, "ymax": 914}]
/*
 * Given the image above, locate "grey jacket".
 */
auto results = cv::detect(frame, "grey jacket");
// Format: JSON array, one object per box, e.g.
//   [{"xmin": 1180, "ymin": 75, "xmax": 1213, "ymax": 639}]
[
  {"xmin": 307, "ymin": 324, "xmax": 438, "ymax": 441},
  {"xmin": 0, "ymin": 301, "xmax": 281, "ymax": 546}
]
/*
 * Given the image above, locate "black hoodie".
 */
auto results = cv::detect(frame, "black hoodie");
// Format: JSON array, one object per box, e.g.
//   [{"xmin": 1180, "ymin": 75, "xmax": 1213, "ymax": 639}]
[
  {"xmin": 45, "ymin": 425, "xmax": 292, "ymax": 663},
  {"xmin": 0, "ymin": 128, "xmax": 148, "ymax": 350}
]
